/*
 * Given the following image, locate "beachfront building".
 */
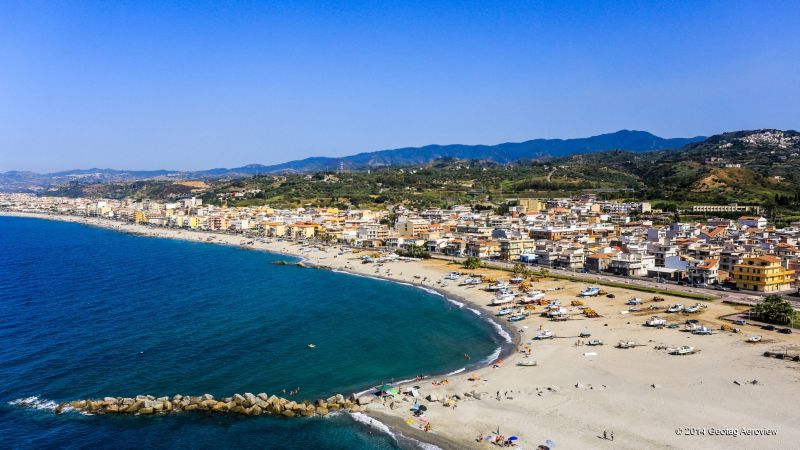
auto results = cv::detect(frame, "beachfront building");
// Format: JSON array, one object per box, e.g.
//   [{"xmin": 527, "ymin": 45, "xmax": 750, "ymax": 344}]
[{"xmin": 732, "ymin": 256, "xmax": 795, "ymax": 292}]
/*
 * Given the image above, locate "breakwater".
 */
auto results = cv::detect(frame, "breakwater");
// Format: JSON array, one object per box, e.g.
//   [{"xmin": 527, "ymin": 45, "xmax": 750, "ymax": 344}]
[{"xmin": 24, "ymin": 392, "xmax": 381, "ymax": 417}]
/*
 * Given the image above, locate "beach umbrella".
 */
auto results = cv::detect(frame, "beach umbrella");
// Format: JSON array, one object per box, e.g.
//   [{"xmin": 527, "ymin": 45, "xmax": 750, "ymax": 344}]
[
  {"xmin": 509, "ymin": 436, "xmax": 519, "ymax": 441},
  {"xmin": 470, "ymin": 372, "xmax": 480, "ymax": 380}
]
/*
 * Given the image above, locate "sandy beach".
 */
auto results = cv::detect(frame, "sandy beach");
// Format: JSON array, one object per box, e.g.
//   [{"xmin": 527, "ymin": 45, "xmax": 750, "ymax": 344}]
[{"xmin": 4, "ymin": 211, "xmax": 799, "ymax": 450}]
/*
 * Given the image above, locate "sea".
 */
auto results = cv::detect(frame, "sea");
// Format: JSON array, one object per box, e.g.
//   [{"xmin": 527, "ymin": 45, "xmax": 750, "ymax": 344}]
[{"xmin": 0, "ymin": 216, "xmax": 505, "ymax": 449}]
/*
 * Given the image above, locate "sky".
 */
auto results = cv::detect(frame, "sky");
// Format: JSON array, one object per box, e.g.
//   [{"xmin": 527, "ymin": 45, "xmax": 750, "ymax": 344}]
[{"xmin": 1, "ymin": 0, "xmax": 798, "ymax": 173}]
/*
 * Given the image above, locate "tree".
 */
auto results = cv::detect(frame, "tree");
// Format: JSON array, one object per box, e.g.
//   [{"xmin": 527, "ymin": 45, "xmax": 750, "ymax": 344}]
[
  {"xmin": 397, "ymin": 244, "xmax": 430, "ymax": 259},
  {"xmin": 463, "ymin": 256, "xmax": 482, "ymax": 270},
  {"xmin": 512, "ymin": 263, "xmax": 530, "ymax": 277},
  {"xmin": 752, "ymin": 295, "xmax": 797, "ymax": 325}
]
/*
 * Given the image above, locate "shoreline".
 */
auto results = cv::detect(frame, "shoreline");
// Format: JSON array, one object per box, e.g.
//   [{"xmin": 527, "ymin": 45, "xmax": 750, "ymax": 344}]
[
  {"xmin": 0, "ymin": 211, "xmax": 513, "ymax": 450},
  {"xmin": 3, "ymin": 210, "xmax": 800, "ymax": 450}
]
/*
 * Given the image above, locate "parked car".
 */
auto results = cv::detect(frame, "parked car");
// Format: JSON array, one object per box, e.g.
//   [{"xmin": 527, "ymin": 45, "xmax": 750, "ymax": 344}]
[
  {"xmin": 761, "ymin": 324, "xmax": 776, "ymax": 331},
  {"xmin": 732, "ymin": 319, "xmax": 746, "ymax": 326},
  {"xmin": 778, "ymin": 328, "xmax": 793, "ymax": 334},
  {"xmin": 606, "ymin": 294, "xmax": 615, "ymax": 299}
]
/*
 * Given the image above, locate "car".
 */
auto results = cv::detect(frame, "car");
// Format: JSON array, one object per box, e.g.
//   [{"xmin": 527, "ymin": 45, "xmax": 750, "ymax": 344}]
[
  {"xmin": 606, "ymin": 294, "xmax": 615, "ymax": 298},
  {"xmin": 761, "ymin": 324, "xmax": 776, "ymax": 331},
  {"xmin": 732, "ymin": 319, "xmax": 746, "ymax": 326},
  {"xmin": 778, "ymin": 328, "xmax": 793, "ymax": 334}
]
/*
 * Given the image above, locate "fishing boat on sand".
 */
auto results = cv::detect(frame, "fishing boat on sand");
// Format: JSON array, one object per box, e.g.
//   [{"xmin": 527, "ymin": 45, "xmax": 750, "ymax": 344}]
[
  {"xmin": 495, "ymin": 307, "xmax": 514, "ymax": 316},
  {"xmin": 534, "ymin": 330, "xmax": 554, "ymax": 340},
  {"xmin": 579, "ymin": 287, "xmax": 601, "ymax": 297},
  {"xmin": 616, "ymin": 340, "xmax": 637, "ymax": 349},
  {"xmin": 517, "ymin": 359, "xmax": 537, "ymax": 366},
  {"xmin": 747, "ymin": 335, "xmax": 763, "ymax": 343},
  {"xmin": 507, "ymin": 314, "xmax": 526, "ymax": 322},
  {"xmin": 668, "ymin": 346, "xmax": 696, "ymax": 355}
]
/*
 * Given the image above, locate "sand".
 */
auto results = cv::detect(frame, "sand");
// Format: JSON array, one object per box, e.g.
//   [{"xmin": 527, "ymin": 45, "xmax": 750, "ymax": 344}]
[{"xmin": 4, "ymin": 211, "xmax": 800, "ymax": 450}]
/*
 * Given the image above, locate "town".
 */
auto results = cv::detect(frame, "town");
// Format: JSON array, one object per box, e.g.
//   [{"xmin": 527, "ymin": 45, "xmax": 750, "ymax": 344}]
[{"xmin": 3, "ymin": 193, "xmax": 797, "ymax": 297}]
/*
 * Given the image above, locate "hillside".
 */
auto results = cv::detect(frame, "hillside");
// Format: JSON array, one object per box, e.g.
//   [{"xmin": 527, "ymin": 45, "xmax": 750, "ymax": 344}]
[{"xmin": 0, "ymin": 130, "xmax": 702, "ymax": 192}]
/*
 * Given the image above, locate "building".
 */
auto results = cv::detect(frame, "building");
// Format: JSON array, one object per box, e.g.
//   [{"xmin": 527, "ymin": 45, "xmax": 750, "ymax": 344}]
[
  {"xmin": 691, "ymin": 204, "xmax": 761, "ymax": 214},
  {"xmin": 738, "ymin": 216, "xmax": 768, "ymax": 229},
  {"xmin": 732, "ymin": 256, "xmax": 795, "ymax": 292}
]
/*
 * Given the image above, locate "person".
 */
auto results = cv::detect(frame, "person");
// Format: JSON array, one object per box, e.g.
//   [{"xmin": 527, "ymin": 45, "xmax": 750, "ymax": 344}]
[
  {"xmin": 477, "ymin": 433, "xmax": 484, "ymax": 442},
  {"xmin": 611, "ymin": 431, "xmax": 614, "ymax": 441},
  {"xmin": 603, "ymin": 430, "xmax": 607, "ymax": 440}
]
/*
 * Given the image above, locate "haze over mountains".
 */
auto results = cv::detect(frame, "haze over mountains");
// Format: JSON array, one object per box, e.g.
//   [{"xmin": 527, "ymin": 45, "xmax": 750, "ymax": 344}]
[{"xmin": 1, "ymin": 130, "xmax": 704, "ymax": 192}]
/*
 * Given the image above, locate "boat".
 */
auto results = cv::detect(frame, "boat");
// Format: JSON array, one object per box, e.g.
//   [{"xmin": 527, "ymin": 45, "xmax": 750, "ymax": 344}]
[
  {"xmin": 616, "ymin": 340, "xmax": 636, "ymax": 349},
  {"xmin": 587, "ymin": 339, "xmax": 604, "ymax": 346},
  {"xmin": 509, "ymin": 276, "xmax": 525, "ymax": 284},
  {"xmin": 646, "ymin": 316, "xmax": 666, "ymax": 327},
  {"xmin": 579, "ymin": 287, "xmax": 601, "ymax": 297},
  {"xmin": 579, "ymin": 329, "xmax": 591, "ymax": 338},
  {"xmin": 684, "ymin": 304, "xmax": 701, "ymax": 313},
  {"xmin": 626, "ymin": 298, "xmax": 643, "ymax": 305},
  {"xmin": 495, "ymin": 307, "xmax": 514, "ymax": 316},
  {"xmin": 518, "ymin": 291, "xmax": 545, "ymax": 304},
  {"xmin": 683, "ymin": 322, "xmax": 700, "ymax": 332},
  {"xmin": 546, "ymin": 307, "xmax": 568, "ymax": 318},
  {"xmin": 746, "ymin": 335, "xmax": 763, "ymax": 343},
  {"xmin": 492, "ymin": 293, "xmax": 516, "ymax": 305},
  {"xmin": 462, "ymin": 278, "xmax": 482, "ymax": 285},
  {"xmin": 669, "ymin": 346, "xmax": 695, "ymax": 355},
  {"xmin": 517, "ymin": 360, "xmax": 537, "ymax": 366},
  {"xmin": 534, "ymin": 330, "xmax": 554, "ymax": 340},
  {"xmin": 507, "ymin": 314, "xmax": 526, "ymax": 322},
  {"xmin": 486, "ymin": 281, "xmax": 510, "ymax": 292},
  {"xmin": 307, "ymin": 344, "xmax": 316, "ymax": 349},
  {"xmin": 628, "ymin": 306, "xmax": 641, "ymax": 312},
  {"xmin": 666, "ymin": 304, "xmax": 685, "ymax": 313},
  {"xmin": 444, "ymin": 272, "xmax": 460, "ymax": 281}
]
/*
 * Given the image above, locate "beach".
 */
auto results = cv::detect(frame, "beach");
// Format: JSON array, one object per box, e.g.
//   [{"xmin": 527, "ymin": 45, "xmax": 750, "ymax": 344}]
[{"xmin": 3, "ymin": 211, "xmax": 799, "ymax": 450}]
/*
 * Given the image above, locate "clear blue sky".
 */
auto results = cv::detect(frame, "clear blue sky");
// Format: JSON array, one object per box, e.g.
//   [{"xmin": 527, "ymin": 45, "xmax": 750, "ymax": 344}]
[{"xmin": 1, "ymin": 0, "xmax": 798, "ymax": 172}]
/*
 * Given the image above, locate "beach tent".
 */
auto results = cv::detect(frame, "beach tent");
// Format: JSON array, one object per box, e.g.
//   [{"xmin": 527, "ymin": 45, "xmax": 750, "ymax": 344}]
[{"xmin": 377, "ymin": 384, "xmax": 400, "ymax": 396}]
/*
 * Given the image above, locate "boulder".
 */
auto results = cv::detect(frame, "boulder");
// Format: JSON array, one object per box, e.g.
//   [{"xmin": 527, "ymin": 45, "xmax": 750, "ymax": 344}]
[
  {"xmin": 184, "ymin": 404, "xmax": 198, "ymax": 411},
  {"xmin": 106, "ymin": 404, "xmax": 120, "ymax": 413},
  {"xmin": 232, "ymin": 394, "xmax": 245, "ymax": 405},
  {"xmin": 104, "ymin": 397, "xmax": 118, "ymax": 404},
  {"xmin": 281, "ymin": 410, "xmax": 296, "ymax": 418},
  {"xmin": 357, "ymin": 396, "xmax": 374, "ymax": 406},
  {"xmin": 138, "ymin": 407, "xmax": 154, "ymax": 415},
  {"xmin": 201, "ymin": 394, "xmax": 214, "ymax": 401},
  {"xmin": 315, "ymin": 406, "xmax": 329, "ymax": 416},
  {"xmin": 212, "ymin": 402, "xmax": 229, "ymax": 412},
  {"xmin": 257, "ymin": 393, "xmax": 269, "ymax": 401},
  {"xmin": 248, "ymin": 405, "xmax": 263, "ymax": 416},
  {"xmin": 69, "ymin": 400, "xmax": 87, "ymax": 409}
]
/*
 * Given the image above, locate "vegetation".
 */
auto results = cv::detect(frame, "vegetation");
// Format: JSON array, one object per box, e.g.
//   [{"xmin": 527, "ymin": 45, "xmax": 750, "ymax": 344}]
[
  {"xmin": 40, "ymin": 130, "xmax": 800, "ymax": 219},
  {"xmin": 395, "ymin": 244, "xmax": 430, "ymax": 259},
  {"xmin": 751, "ymin": 295, "xmax": 797, "ymax": 326},
  {"xmin": 462, "ymin": 256, "xmax": 483, "ymax": 270}
]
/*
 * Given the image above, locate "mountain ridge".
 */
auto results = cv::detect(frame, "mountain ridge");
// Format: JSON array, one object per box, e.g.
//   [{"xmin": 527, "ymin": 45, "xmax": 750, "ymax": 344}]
[{"xmin": 0, "ymin": 130, "xmax": 705, "ymax": 192}]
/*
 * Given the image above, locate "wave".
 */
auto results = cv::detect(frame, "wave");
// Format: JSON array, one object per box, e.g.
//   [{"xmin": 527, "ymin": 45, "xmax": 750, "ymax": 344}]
[
  {"xmin": 478, "ymin": 347, "xmax": 502, "ymax": 365},
  {"xmin": 446, "ymin": 298, "xmax": 465, "ymax": 308},
  {"xmin": 349, "ymin": 412, "xmax": 443, "ymax": 450},
  {"xmin": 446, "ymin": 367, "xmax": 466, "ymax": 376},
  {"xmin": 487, "ymin": 319, "xmax": 512, "ymax": 343},
  {"xmin": 468, "ymin": 308, "xmax": 481, "ymax": 316},
  {"xmin": 349, "ymin": 412, "xmax": 396, "ymax": 440},
  {"xmin": 7, "ymin": 396, "xmax": 71, "ymax": 412}
]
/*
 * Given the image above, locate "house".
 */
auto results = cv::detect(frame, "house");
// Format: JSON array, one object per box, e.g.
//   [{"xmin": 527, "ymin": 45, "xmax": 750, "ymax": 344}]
[
  {"xmin": 738, "ymin": 216, "xmax": 768, "ymax": 229},
  {"xmin": 585, "ymin": 253, "xmax": 613, "ymax": 273},
  {"xmin": 732, "ymin": 256, "xmax": 795, "ymax": 292},
  {"xmin": 687, "ymin": 258, "xmax": 719, "ymax": 285}
]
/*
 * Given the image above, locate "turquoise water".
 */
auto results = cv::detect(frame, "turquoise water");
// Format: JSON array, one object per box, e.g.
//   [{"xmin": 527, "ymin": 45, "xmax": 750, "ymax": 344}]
[{"xmin": 0, "ymin": 216, "xmax": 503, "ymax": 449}]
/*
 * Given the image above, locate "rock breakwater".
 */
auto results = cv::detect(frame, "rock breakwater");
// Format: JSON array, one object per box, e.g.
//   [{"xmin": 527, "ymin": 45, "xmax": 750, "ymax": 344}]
[{"xmin": 24, "ymin": 392, "xmax": 378, "ymax": 418}]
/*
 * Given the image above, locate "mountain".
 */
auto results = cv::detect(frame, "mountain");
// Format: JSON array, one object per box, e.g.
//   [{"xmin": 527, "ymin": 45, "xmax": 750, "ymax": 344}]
[
  {"xmin": 556, "ymin": 129, "xmax": 800, "ymax": 206},
  {"xmin": 248, "ymin": 130, "xmax": 704, "ymax": 173},
  {"xmin": 0, "ymin": 130, "xmax": 704, "ymax": 192}
]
